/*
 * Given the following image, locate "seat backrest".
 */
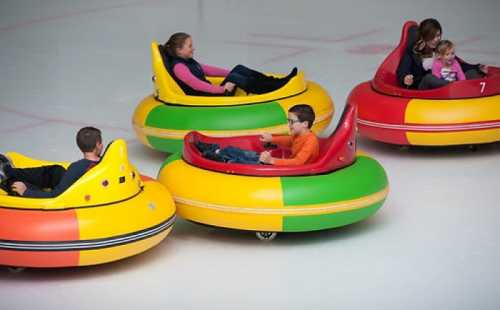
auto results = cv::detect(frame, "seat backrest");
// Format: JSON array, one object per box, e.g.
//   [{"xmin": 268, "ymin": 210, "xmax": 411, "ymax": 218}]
[
  {"xmin": 55, "ymin": 139, "xmax": 142, "ymax": 207},
  {"xmin": 374, "ymin": 21, "xmax": 418, "ymax": 87},
  {"xmin": 406, "ymin": 24, "xmax": 419, "ymax": 54},
  {"xmin": 316, "ymin": 102, "xmax": 356, "ymax": 167},
  {"xmin": 318, "ymin": 103, "xmax": 353, "ymax": 154},
  {"xmin": 151, "ymin": 41, "xmax": 186, "ymax": 99}
]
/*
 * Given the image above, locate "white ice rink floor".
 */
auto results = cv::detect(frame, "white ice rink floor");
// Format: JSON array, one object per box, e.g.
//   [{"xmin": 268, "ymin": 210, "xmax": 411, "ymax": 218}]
[{"xmin": 1, "ymin": 1, "xmax": 500, "ymax": 309}]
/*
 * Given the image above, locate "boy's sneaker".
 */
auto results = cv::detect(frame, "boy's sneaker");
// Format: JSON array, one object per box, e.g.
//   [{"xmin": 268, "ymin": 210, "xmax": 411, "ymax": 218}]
[
  {"xmin": 195, "ymin": 141, "xmax": 220, "ymax": 154},
  {"xmin": 0, "ymin": 154, "xmax": 12, "ymax": 184}
]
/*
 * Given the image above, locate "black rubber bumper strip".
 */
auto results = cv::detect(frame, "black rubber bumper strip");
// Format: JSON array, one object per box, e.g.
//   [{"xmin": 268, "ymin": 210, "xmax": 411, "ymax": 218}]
[{"xmin": 0, "ymin": 215, "xmax": 176, "ymax": 251}]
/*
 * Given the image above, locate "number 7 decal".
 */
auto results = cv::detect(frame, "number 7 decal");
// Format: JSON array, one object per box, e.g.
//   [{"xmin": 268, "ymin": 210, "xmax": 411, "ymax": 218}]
[{"xmin": 480, "ymin": 82, "xmax": 486, "ymax": 94}]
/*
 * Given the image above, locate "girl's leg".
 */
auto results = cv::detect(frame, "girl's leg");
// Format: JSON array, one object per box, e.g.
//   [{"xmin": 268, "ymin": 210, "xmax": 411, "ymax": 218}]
[
  {"xmin": 223, "ymin": 65, "xmax": 298, "ymax": 94},
  {"xmin": 222, "ymin": 65, "xmax": 267, "ymax": 91},
  {"xmin": 222, "ymin": 70, "xmax": 252, "ymax": 91},
  {"xmin": 230, "ymin": 65, "xmax": 269, "ymax": 80}
]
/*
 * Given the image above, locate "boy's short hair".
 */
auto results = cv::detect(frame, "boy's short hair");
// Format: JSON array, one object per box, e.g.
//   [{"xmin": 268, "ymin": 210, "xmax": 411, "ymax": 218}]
[
  {"xmin": 76, "ymin": 127, "xmax": 102, "ymax": 152},
  {"xmin": 289, "ymin": 104, "xmax": 315, "ymax": 128},
  {"xmin": 436, "ymin": 39, "xmax": 454, "ymax": 56}
]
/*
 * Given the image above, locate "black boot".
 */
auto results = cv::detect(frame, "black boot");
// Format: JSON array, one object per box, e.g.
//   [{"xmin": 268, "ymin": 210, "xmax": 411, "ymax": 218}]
[
  {"xmin": 283, "ymin": 67, "xmax": 298, "ymax": 80},
  {"xmin": 274, "ymin": 66, "xmax": 298, "ymax": 86}
]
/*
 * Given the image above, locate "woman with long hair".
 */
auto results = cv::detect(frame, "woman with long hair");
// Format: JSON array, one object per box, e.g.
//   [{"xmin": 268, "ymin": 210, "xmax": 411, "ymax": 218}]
[{"xmin": 396, "ymin": 18, "xmax": 487, "ymax": 90}]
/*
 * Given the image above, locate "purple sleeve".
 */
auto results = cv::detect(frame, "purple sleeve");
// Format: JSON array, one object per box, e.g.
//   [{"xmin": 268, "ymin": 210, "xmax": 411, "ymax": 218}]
[
  {"xmin": 431, "ymin": 60, "xmax": 442, "ymax": 79},
  {"xmin": 173, "ymin": 63, "xmax": 225, "ymax": 94},
  {"xmin": 201, "ymin": 64, "xmax": 230, "ymax": 77},
  {"xmin": 453, "ymin": 59, "xmax": 466, "ymax": 81}
]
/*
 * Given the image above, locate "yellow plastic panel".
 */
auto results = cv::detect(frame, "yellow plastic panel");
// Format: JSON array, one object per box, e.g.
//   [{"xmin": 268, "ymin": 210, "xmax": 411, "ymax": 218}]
[
  {"xmin": 132, "ymin": 96, "xmax": 163, "ymax": 147},
  {"xmin": 159, "ymin": 160, "xmax": 284, "ymax": 231},
  {"xmin": 161, "ymin": 160, "xmax": 283, "ymax": 208},
  {"xmin": 78, "ymin": 229, "xmax": 171, "ymax": 266},
  {"xmin": 406, "ymin": 95, "xmax": 500, "ymax": 124},
  {"xmin": 407, "ymin": 128, "xmax": 500, "ymax": 145},
  {"xmin": 177, "ymin": 203, "xmax": 282, "ymax": 231},
  {"xmin": 277, "ymin": 80, "xmax": 334, "ymax": 134},
  {"xmin": 76, "ymin": 180, "xmax": 175, "ymax": 239}
]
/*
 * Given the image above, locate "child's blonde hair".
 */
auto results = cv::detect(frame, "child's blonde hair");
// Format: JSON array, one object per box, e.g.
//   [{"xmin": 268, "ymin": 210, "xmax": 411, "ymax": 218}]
[{"xmin": 435, "ymin": 40, "xmax": 454, "ymax": 56}]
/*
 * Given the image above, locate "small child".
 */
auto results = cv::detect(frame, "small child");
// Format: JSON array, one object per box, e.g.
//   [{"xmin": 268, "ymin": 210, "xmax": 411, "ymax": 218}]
[
  {"xmin": 431, "ymin": 40, "xmax": 466, "ymax": 82},
  {"xmin": 197, "ymin": 104, "xmax": 319, "ymax": 166}
]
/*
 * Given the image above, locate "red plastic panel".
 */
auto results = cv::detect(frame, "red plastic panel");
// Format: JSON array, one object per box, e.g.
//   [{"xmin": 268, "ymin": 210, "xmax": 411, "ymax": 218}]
[
  {"xmin": 358, "ymin": 124, "xmax": 409, "ymax": 145},
  {"xmin": 349, "ymin": 82, "xmax": 409, "ymax": 125},
  {"xmin": 0, "ymin": 250, "xmax": 79, "ymax": 268},
  {"xmin": 0, "ymin": 208, "xmax": 79, "ymax": 242}
]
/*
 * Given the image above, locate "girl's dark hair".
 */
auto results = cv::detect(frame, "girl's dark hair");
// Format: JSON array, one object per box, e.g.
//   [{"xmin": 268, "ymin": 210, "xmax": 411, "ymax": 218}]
[
  {"xmin": 163, "ymin": 32, "xmax": 191, "ymax": 57},
  {"xmin": 289, "ymin": 104, "xmax": 316, "ymax": 129},
  {"xmin": 413, "ymin": 18, "xmax": 442, "ymax": 57},
  {"xmin": 76, "ymin": 127, "xmax": 102, "ymax": 152}
]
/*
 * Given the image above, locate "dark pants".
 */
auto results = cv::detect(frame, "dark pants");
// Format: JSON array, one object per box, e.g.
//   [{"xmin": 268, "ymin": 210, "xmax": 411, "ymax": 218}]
[
  {"xmin": 464, "ymin": 68, "xmax": 485, "ymax": 79},
  {"xmin": 3, "ymin": 165, "xmax": 66, "ymax": 191},
  {"xmin": 418, "ymin": 69, "xmax": 486, "ymax": 90},
  {"xmin": 418, "ymin": 73, "xmax": 449, "ymax": 90},
  {"xmin": 222, "ymin": 64, "xmax": 285, "ymax": 94}
]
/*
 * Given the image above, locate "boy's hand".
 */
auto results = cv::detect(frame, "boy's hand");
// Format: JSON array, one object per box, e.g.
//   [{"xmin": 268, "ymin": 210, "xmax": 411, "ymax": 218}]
[
  {"xmin": 11, "ymin": 181, "xmax": 27, "ymax": 196},
  {"xmin": 259, "ymin": 151, "xmax": 273, "ymax": 164},
  {"xmin": 260, "ymin": 133, "xmax": 273, "ymax": 143}
]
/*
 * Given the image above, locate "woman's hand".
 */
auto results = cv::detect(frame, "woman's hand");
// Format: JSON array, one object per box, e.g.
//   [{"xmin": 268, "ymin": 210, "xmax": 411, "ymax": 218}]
[
  {"xmin": 403, "ymin": 74, "xmax": 414, "ymax": 86},
  {"xmin": 224, "ymin": 82, "xmax": 236, "ymax": 92},
  {"xmin": 259, "ymin": 133, "xmax": 273, "ymax": 143}
]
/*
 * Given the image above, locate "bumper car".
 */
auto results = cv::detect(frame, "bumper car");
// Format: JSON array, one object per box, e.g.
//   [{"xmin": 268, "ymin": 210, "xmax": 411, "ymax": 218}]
[
  {"xmin": 132, "ymin": 42, "xmax": 334, "ymax": 153},
  {"xmin": 157, "ymin": 102, "xmax": 388, "ymax": 240},
  {"xmin": 348, "ymin": 21, "xmax": 500, "ymax": 146},
  {"xmin": 0, "ymin": 139, "xmax": 176, "ymax": 268}
]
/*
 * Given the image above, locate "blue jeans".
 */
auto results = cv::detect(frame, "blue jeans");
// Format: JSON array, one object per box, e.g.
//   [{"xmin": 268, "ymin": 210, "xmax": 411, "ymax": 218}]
[
  {"xmin": 218, "ymin": 146, "xmax": 261, "ymax": 165},
  {"xmin": 196, "ymin": 141, "xmax": 261, "ymax": 165}
]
